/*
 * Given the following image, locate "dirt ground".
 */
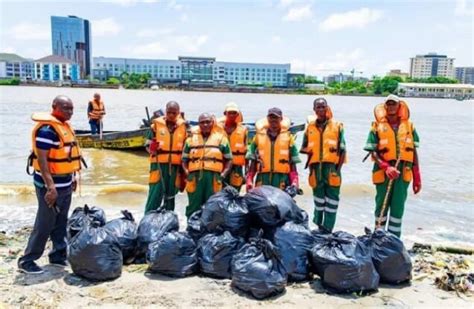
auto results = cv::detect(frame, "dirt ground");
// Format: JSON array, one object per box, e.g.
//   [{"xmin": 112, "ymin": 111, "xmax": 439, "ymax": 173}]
[{"xmin": 1, "ymin": 226, "xmax": 473, "ymax": 308}]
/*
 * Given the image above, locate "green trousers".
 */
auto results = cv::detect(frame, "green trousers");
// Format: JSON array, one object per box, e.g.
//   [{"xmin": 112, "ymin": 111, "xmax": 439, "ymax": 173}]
[
  {"xmin": 255, "ymin": 172, "xmax": 290, "ymax": 190},
  {"xmin": 186, "ymin": 170, "xmax": 222, "ymax": 218},
  {"xmin": 374, "ymin": 162, "xmax": 411, "ymax": 237},
  {"xmin": 144, "ymin": 163, "xmax": 179, "ymax": 214},
  {"xmin": 310, "ymin": 163, "xmax": 341, "ymax": 232},
  {"xmin": 224, "ymin": 165, "xmax": 244, "ymax": 192}
]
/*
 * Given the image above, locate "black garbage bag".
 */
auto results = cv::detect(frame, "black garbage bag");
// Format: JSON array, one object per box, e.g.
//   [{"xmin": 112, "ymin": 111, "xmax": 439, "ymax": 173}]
[
  {"xmin": 186, "ymin": 210, "xmax": 205, "ymax": 242},
  {"xmin": 104, "ymin": 210, "xmax": 138, "ymax": 264},
  {"xmin": 136, "ymin": 208, "xmax": 179, "ymax": 257},
  {"xmin": 68, "ymin": 222, "xmax": 122, "ymax": 281},
  {"xmin": 274, "ymin": 222, "xmax": 313, "ymax": 282},
  {"xmin": 310, "ymin": 231, "xmax": 379, "ymax": 293},
  {"xmin": 147, "ymin": 231, "xmax": 198, "ymax": 277},
  {"xmin": 67, "ymin": 204, "xmax": 106, "ymax": 239},
  {"xmin": 358, "ymin": 228, "xmax": 412, "ymax": 284},
  {"xmin": 244, "ymin": 186, "xmax": 305, "ymax": 228},
  {"xmin": 247, "ymin": 226, "xmax": 277, "ymax": 242},
  {"xmin": 198, "ymin": 231, "xmax": 245, "ymax": 279},
  {"xmin": 201, "ymin": 186, "xmax": 249, "ymax": 238},
  {"xmin": 231, "ymin": 232, "xmax": 287, "ymax": 299}
]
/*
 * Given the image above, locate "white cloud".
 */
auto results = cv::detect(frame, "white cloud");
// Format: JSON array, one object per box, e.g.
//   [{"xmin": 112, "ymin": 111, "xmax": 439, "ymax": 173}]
[
  {"xmin": 283, "ymin": 5, "xmax": 313, "ymax": 22},
  {"xmin": 136, "ymin": 28, "xmax": 175, "ymax": 38},
  {"xmin": 1, "ymin": 46, "xmax": 17, "ymax": 54},
  {"xmin": 291, "ymin": 48, "xmax": 367, "ymax": 75},
  {"xmin": 319, "ymin": 8, "xmax": 383, "ymax": 32},
  {"xmin": 271, "ymin": 35, "xmax": 282, "ymax": 43},
  {"xmin": 9, "ymin": 23, "xmax": 49, "ymax": 40},
  {"xmin": 101, "ymin": 0, "xmax": 158, "ymax": 6},
  {"xmin": 455, "ymin": 0, "xmax": 474, "ymax": 16},
  {"xmin": 125, "ymin": 41, "xmax": 168, "ymax": 56},
  {"xmin": 92, "ymin": 18, "xmax": 121, "ymax": 37},
  {"xmin": 218, "ymin": 43, "xmax": 237, "ymax": 53},
  {"xmin": 174, "ymin": 35, "xmax": 208, "ymax": 53},
  {"xmin": 168, "ymin": 0, "xmax": 183, "ymax": 10},
  {"xmin": 383, "ymin": 60, "xmax": 408, "ymax": 73},
  {"xmin": 180, "ymin": 13, "xmax": 189, "ymax": 22},
  {"xmin": 278, "ymin": 0, "xmax": 296, "ymax": 8}
]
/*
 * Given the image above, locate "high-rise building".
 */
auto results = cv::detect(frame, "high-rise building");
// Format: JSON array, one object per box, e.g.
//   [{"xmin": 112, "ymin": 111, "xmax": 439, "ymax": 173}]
[
  {"xmin": 409, "ymin": 53, "xmax": 455, "ymax": 79},
  {"xmin": 51, "ymin": 15, "xmax": 91, "ymax": 79},
  {"xmin": 455, "ymin": 67, "xmax": 474, "ymax": 85}
]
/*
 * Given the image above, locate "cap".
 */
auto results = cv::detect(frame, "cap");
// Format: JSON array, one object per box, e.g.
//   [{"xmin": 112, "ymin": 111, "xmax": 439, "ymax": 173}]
[
  {"xmin": 267, "ymin": 107, "xmax": 283, "ymax": 117},
  {"xmin": 385, "ymin": 94, "xmax": 400, "ymax": 104},
  {"xmin": 224, "ymin": 102, "xmax": 240, "ymax": 112}
]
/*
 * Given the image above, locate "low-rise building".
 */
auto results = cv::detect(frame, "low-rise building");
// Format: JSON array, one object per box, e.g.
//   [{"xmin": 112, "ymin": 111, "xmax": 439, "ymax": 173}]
[
  {"xmin": 455, "ymin": 67, "xmax": 474, "ymax": 85},
  {"xmin": 0, "ymin": 53, "xmax": 33, "ymax": 79},
  {"xmin": 397, "ymin": 82, "xmax": 474, "ymax": 99},
  {"xmin": 92, "ymin": 56, "xmax": 291, "ymax": 87},
  {"xmin": 32, "ymin": 55, "xmax": 80, "ymax": 81},
  {"xmin": 387, "ymin": 69, "xmax": 409, "ymax": 79}
]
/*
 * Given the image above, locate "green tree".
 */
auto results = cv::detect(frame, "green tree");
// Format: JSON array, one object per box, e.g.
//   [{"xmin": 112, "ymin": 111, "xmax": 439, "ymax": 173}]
[{"xmin": 106, "ymin": 77, "xmax": 120, "ymax": 85}]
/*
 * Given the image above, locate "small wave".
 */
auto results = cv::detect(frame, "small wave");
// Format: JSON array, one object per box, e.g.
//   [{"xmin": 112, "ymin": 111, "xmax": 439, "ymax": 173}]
[
  {"xmin": 0, "ymin": 184, "xmax": 148, "ymax": 197},
  {"xmin": 0, "ymin": 185, "xmax": 35, "ymax": 196}
]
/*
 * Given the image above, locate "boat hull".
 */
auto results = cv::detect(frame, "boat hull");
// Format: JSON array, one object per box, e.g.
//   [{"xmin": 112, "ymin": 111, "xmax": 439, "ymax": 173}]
[{"xmin": 75, "ymin": 128, "xmax": 150, "ymax": 150}]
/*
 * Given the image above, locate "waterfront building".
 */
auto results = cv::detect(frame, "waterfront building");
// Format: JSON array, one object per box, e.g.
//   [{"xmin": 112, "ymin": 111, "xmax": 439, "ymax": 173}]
[
  {"xmin": 409, "ymin": 53, "xmax": 455, "ymax": 79},
  {"xmin": 397, "ymin": 82, "xmax": 473, "ymax": 99},
  {"xmin": 0, "ymin": 53, "xmax": 32, "ymax": 79},
  {"xmin": 92, "ymin": 56, "xmax": 290, "ymax": 87},
  {"xmin": 387, "ymin": 69, "xmax": 409, "ymax": 79},
  {"xmin": 51, "ymin": 15, "xmax": 91, "ymax": 79},
  {"xmin": 455, "ymin": 67, "xmax": 474, "ymax": 85},
  {"xmin": 32, "ymin": 55, "xmax": 80, "ymax": 82},
  {"xmin": 323, "ymin": 73, "xmax": 352, "ymax": 84}
]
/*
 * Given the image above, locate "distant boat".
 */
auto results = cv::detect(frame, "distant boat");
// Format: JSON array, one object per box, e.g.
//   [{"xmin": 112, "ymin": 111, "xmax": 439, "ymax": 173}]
[{"xmin": 76, "ymin": 123, "xmax": 306, "ymax": 151}]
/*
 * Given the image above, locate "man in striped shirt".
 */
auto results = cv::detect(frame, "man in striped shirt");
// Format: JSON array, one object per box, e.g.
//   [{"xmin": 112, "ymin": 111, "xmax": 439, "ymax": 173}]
[{"xmin": 18, "ymin": 95, "xmax": 80, "ymax": 274}]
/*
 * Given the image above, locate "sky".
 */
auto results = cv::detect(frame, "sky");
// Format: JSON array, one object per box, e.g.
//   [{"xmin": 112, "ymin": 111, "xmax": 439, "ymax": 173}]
[{"xmin": 0, "ymin": 0, "xmax": 473, "ymax": 78}]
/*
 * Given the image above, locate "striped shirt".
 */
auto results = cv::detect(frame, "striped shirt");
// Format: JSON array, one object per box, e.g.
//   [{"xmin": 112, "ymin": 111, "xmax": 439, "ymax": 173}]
[{"xmin": 33, "ymin": 125, "xmax": 73, "ymax": 189}]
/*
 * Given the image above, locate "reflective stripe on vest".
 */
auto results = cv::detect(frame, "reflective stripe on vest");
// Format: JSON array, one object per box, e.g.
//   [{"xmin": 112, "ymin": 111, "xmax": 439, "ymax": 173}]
[
  {"xmin": 151, "ymin": 116, "xmax": 187, "ymax": 165},
  {"xmin": 305, "ymin": 119, "xmax": 341, "ymax": 164},
  {"xmin": 255, "ymin": 130, "xmax": 291, "ymax": 174},
  {"xmin": 30, "ymin": 113, "xmax": 82, "ymax": 175},
  {"xmin": 188, "ymin": 128, "xmax": 225, "ymax": 173},
  {"xmin": 88, "ymin": 100, "xmax": 104, "ymax": 120},
  {"xmin": 376, "ymin": 121, "xmax": 415, "ymax": 162}
]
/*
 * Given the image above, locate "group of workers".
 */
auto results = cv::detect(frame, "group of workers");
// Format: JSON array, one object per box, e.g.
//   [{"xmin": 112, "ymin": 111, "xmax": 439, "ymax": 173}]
[{"xmin": 17, "ymin": 93, "xmax": 421, "ymax": 274}]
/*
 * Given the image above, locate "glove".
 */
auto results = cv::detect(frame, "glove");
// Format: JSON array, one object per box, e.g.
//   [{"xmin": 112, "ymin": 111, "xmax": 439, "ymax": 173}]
[
  {"xmin": 246, "ymin": 172, "xmax": 255, "ymax": 192},
  {"xmin": 379, "ymin": 161, "xmax": 400, "ymax": 180},
  {"xmin": 288, "ymin": 170, "xmax": 299, "ymax": 188},
  {"xmin": 413, "ymin": 164, "xmax": 422, "ymax": 194},
  {"xmin": 149, "ymin": 139, "xmax": 158, "ymax": 154}
]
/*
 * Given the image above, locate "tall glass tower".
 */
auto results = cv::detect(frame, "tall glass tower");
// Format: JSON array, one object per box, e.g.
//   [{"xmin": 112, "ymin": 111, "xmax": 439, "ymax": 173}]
[{"xmin": 51, "ymin": 15, "xmax": 91, "ymax": 79}]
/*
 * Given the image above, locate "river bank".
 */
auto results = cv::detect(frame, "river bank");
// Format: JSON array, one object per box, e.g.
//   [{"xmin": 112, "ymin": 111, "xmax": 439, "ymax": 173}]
[{"xmin": 1, "ymin": 217, "xmax": 473, "ymax": 308}]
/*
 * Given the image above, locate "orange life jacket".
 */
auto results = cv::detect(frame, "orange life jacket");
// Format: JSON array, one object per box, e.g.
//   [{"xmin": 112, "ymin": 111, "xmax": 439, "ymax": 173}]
[
  {"xmin": 255, "ymin": 116, "xmax": 291, "ymax": 133},
  {"xmin": 216, "ymin": 116, "xmax": 247, "ymax": 166},
  {"xmin": 373, "ymin": 101, "xmax": 415, "ymax": 162},
  {"xmin": 30, "ymin": 113, "xmax": 82, "ymax": 175},
  {"xmin": 151, "ymin": 116, "xmax": 187, "ymax": 165},
  {"xmin": 88, "ymin": 100, "xmax": 105, "ymax": 120},
  {"xmin": 254, "ymin": 122, "xmax": 292, "ymax": 174},
  {"xmin": 187, "ymin": 126, "xmax": 226, "ymax": 173},
  {"xmin": 304, "ymin": 113, "xmax": 342, "ymax": 165}
]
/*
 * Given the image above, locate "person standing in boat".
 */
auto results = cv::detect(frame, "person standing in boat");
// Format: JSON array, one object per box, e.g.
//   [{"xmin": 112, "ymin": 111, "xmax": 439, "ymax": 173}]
[
  {"xmin": 300, "ymin": 98, "xmax": 346, "ymax": 233},
  {"xmin": 363, "ymin": 94, "xmax": 422, "ymax": 237},
  {"xmin": 18, "ymin": 95, "xmax": 82, "ymax": 274},
  {"xmin": 245, "ymin": 107, "xmax": 301, "ymax": 194},
  {"xmin": 181, "ymin": 113, "xmax": 233, "ymax": 218},
  {"xmin": 87, "ymin": 93, "xmax": 106, "ymax": 135},
  {"xmin": 144, "ymin": 101, "xmax": 187, "ymax": 213},
  {"xmin": 215, "ymin": 102, "xmax": 248, "ymax": 192}
]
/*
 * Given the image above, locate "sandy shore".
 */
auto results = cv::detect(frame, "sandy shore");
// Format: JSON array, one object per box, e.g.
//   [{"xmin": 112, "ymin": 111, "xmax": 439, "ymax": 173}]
[{"xmin": 1, "ymin": 224, "xmax": 473, "ymax": 309}]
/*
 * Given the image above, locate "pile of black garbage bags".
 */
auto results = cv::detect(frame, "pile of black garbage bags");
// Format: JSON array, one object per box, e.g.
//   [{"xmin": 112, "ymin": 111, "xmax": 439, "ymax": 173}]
[{"xmin": 66, "ymin": 186, "xmax": 412, "ymax": 300}]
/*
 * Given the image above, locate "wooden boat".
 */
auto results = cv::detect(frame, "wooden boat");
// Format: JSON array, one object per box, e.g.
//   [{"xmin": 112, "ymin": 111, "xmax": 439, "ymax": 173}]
[{"xmin": 76, "ymin": 123, "xmax": 306, "ymax": 150}]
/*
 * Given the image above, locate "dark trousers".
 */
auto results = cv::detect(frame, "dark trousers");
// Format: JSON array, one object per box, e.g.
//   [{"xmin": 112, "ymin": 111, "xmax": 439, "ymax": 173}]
[
  {"xmin": 19, "ymin": 186, "xmax": 72, "ymax": 264},
  {"xmin": 89, "ymin": 120, "xmax": 102, "ymax": 135}
]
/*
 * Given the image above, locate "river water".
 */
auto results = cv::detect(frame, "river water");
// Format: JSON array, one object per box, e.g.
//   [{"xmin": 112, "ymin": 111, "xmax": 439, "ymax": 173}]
[{"xmin": 0, "ymin": 86, "xmax": 472, "ymax": 245}]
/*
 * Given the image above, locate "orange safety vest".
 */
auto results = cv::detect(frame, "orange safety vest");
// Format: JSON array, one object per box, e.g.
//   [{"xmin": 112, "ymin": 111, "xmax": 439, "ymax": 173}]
[
  {"xmin": 254, "ymin": 124, "xmax": 292, "ymax": 174},
  {"xmin": 373, "ymin": 101, "xmax": 415, "ymax": 162},
  {"xmin": 187, "ymin": 127, "xmax": 226, "ymax": 173},
  {"xmin": 304, "ymin": 113, "xmax": 342, "ymax": 165},
  {"xmin": 150, "ymin": 116, "xmax": 187, "ymax": 165},
  {"xmin": 216, "ymin": 116, "xmax": 247, "ymax": 166},
  {"xmin": 88, "ymin": 100, "xmax": 105, "ymax": 120},
  {"xmin": 30, "ymin": 112, "xmax": 82, "ymax": 175},
  {"xmin": 255, "ymin": 116, "xmax": 291, "ymax": 133}
]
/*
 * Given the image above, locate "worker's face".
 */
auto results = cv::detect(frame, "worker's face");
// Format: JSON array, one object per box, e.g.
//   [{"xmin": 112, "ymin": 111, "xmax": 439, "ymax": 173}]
[
  {"xmin": 385, "ymin": 100, "xmax": 399, "ymax": 116},
  {"xmin": 94, "ymin": 94, "xmax": 100, "ymax": 101},
  {"xmin": 166, "ymin": 106, "xmax": 180, "ymax": 123},
  {"xmin": 267, "ymin": 114, "xmax": 281, "ymax": 130},
  {"xmin": 314, "ymin": 103, "xmax": 327, "ymax": 120},
  {"xmin": 225, "ymin": 110, "xmax": 239, "ymax": 123},
  {"xmin": 199, "ymin": 115, "xmax": 213, "ymax": 135},
  {"xmin": 53, "ymin": 101, "xmax": 74, "ymax": 122}
]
